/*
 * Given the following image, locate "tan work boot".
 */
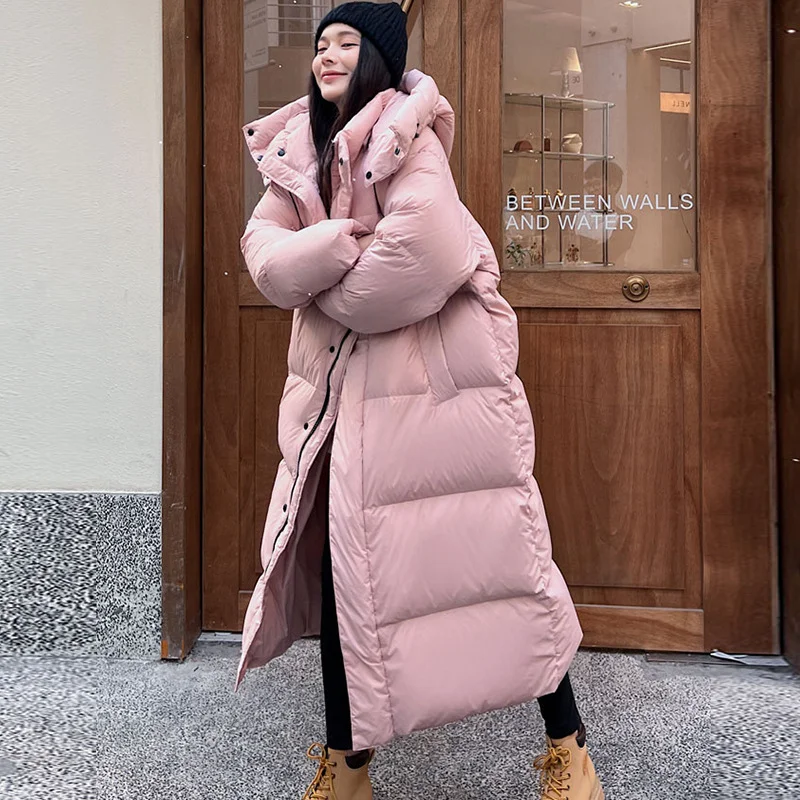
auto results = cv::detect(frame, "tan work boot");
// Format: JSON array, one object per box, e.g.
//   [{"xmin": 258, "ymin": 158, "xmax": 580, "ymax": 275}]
[
  {"xmin": 301, "ymin": 742, "xmax": 375, "ymax": 800},
  {"xmin": 533, "ymin": 730, "xmax": 604, "ymax": 800}
]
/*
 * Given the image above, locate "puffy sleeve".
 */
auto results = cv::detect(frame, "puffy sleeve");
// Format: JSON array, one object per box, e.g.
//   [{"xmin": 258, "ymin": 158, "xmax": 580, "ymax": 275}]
[
  {"xmin": 240, "ymin": 181, "xmax": 368, "ymax": 310},
  {"xmin": 314, "ymin": 138, "xmax": 479, "ymax": 334}
]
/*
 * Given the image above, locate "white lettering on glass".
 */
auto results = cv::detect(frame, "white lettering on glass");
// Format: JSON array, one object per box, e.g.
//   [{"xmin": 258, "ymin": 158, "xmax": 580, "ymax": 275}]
[{"xmin": 504, "ymin": 193, "xmax": 694, "ymax": 231}]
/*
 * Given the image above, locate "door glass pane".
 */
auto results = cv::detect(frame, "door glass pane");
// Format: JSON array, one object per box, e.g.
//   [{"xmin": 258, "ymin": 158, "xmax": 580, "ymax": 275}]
[
  {"xmin": 243, "ymin": 0, "xmax": 422, "ymax": 230},
  {"xmin": 502, "ymin": 0, "xmax": 696, "ymax": 272}
]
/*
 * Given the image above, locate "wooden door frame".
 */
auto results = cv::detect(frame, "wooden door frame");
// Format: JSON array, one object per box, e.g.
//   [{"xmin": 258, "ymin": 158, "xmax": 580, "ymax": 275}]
[
  {"xmin": 696, "ymin": 0, "xmax": 776, "ymax": 653},
  {"xmin": 160, "ymin": 0, "xmax": 779, "ymax": 658},
  {"xmin": 774, "ymin": 0, "xmax": 800, "ymax": 670},
  {"xmin": 162, "ymin": 0, "xmax": 203, "ymax": 659}
]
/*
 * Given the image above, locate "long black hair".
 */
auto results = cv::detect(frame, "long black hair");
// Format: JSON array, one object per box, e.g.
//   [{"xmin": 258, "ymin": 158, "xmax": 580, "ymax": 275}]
[{"xmin": 308, "ymin": 34, "xmax": 395, "ymax": 216}]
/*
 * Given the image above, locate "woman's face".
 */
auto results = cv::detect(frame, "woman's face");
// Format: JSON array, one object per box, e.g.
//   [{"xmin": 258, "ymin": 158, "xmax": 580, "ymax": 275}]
[{"xmin": 312, "ymin": 23, "xmax": 362, "ymax": 108}]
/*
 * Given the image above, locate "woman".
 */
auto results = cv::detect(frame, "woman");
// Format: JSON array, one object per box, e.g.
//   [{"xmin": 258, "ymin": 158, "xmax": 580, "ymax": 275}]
[{"xmin": 237, "ymin": 3, "xmax": 604, "ymax": 799}]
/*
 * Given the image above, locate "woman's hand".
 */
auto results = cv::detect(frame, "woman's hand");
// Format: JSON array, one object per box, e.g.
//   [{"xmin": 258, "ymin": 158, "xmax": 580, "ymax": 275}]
[{"xmin": 356, "ymin": 233, "xmax": 376, "ymax": 253}]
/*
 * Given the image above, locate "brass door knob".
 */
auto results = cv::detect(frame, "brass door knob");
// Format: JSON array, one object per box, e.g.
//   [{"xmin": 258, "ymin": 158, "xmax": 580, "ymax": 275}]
[{"xmin": 622, "ymin": 275, "xmax": 650, "ymax": 302}]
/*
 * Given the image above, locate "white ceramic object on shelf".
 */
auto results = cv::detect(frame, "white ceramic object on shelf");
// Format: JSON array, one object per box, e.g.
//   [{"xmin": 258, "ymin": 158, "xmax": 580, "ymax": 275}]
[{"xmin": 562, "ymin": 133, "xmax": 583, "ymax": 153}]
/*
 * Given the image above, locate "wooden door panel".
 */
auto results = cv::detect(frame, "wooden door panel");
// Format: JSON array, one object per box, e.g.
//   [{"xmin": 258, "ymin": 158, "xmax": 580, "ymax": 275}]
[
  {"xmin": 517, "ymin": 310, "xmax": 701, "ymax": 605},
  {"xmin": 577, "ymin": 606, "xmax": 704, "ymax": 652},
  {"xmin": 253, "ymin": 317, "xmax": 293, "ymax": 538},
  {"xmin": 522, "ymin": 321, "xmax": 685, "ymax": 590},
  {"xmin": 238, "ymin": 310, "xmax": 292, "ymax": 625}
]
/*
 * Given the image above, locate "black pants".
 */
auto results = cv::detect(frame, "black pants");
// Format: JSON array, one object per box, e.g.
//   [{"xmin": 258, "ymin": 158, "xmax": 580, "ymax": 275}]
[{"xmin": 320, "ymin": 496, "xmax": 582, "ymax": 750}]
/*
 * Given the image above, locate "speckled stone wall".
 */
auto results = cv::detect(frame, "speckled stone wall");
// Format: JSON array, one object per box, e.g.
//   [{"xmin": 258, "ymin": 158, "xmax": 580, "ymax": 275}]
[{"xmin": 0, "ymin": 493, "xmax": 161, "ymax": 659}]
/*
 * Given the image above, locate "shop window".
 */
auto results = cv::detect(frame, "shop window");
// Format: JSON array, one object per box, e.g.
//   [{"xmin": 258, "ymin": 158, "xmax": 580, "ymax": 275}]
[{"xmin": 503, "ymin": 0, "xmax": 696, "ymax": 272}]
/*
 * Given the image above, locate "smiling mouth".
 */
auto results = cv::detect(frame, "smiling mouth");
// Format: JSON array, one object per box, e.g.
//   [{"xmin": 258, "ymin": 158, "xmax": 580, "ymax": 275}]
[{"xmin": 322, "ymin": 73, "xmax": 345, "ymax": 80}]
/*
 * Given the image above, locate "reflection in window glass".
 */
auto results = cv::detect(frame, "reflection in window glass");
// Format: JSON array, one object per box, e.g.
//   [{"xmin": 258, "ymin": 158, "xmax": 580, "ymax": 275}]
[
  {"xmin": 502, "ymin": 0, "xmax": 696, "ymax": 272},
  {"xmin": 242, "ymin": 0, "xmax": 330, "ymax": 230}
]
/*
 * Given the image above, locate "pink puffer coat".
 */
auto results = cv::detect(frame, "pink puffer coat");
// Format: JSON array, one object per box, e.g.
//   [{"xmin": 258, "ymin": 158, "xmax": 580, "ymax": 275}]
[{"xmin": 235, "ymin": 69, "xmax": 582, "ymax": 750}]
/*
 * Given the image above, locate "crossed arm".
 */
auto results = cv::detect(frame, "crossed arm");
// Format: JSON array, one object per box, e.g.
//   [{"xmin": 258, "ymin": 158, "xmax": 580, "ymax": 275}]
[
  {"xmin": 314, "ymin": 142, "xmax": 479, "ymax": 334},
  {"xmin": 240, "ymin": 182, "xmax": 369, "ymax": 310}
]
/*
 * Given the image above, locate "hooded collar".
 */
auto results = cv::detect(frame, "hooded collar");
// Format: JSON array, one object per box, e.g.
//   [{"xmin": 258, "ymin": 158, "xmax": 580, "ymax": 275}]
[{"xmin": 243, "ymin": 69, "xmax": 455, "ymax": 205}]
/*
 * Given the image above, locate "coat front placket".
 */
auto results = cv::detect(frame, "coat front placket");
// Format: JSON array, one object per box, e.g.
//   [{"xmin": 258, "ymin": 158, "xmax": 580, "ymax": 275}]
[
  {"xmin": 253, "ymin": 136, "xmax": 357, "ymax": 579},
  {"xmin": 330, "ymin": 134, "xmax": 357, "ymax": 221}
]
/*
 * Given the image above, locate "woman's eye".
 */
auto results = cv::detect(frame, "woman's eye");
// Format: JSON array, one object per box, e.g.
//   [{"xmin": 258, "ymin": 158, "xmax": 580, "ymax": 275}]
[{"xmin": 316, "ymin": 42, "xmax": 357, "ymax": 54}]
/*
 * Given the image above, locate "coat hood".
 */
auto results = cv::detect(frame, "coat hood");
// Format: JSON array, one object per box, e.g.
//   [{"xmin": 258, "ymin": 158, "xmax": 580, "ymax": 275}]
[{"xmin": 243, "ymin": 69, "xmax": 455, "ymax": 188}]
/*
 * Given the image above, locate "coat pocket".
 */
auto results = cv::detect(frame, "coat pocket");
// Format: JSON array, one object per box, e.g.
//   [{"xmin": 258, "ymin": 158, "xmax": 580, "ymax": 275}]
[{"xmin": 416, "ymin": 313, "xmax": 459, "ymax": 404}]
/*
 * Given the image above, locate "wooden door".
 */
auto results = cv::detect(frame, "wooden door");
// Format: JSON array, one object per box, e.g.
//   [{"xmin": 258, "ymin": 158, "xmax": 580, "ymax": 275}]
[
  {"xmin": 461, "ymin": 0, "xmax": 777, "ymax": 652},
  {"xmin": 203, "ymin": 0, "xmax": 778, "ymax": 653},
  {"xmin": 202, "ymin": 0, "xmax": 456, "ymax": 631}
]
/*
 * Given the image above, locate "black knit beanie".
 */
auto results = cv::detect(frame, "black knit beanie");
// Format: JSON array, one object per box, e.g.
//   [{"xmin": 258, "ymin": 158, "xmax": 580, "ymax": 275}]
[{"xmin": 315, "ymin": 1, "xmax": 408, "ymax": 87}]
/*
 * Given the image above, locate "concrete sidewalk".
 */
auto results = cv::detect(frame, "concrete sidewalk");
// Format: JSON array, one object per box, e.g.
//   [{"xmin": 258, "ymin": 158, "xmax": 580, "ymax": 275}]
[{"xmin": 1, "ymin": 642, "xmax": 798, "ymax": 799}]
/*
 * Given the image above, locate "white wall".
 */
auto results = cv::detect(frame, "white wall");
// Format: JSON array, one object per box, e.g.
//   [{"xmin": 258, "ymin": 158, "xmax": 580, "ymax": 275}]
[{"xmin": 0, "ymin": 1, "xmax": 163, "ymax": 492}]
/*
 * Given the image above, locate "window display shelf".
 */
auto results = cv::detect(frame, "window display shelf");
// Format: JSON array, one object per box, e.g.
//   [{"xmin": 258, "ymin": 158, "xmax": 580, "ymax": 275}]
[
  {"xmin": 534, "ymin": 207, "xmax": 618, "ymax": 214},
  {"xmin": 503, "ymin": 91, "xmax": 614, "ymax": 269},
  {"xmin": 503, "ymin": 149, "xmax": 614, "ymax": 161},
  {"xmin": 504, "ymin": 93, "xmax": 614, "ymax": 111},
  {"xmin": 505, "ymin": 261, "xmax": 618, "ymax": 270}
]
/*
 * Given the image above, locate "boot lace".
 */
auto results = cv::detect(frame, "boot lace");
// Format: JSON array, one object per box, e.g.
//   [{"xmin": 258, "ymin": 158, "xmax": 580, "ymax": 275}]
[
  {"xmin": 533, "ymin": 744, "xmax": 572, "ymax": 800},
  {"xmin": 302, "ymin": 742, "xmax": 337, "ymax": 800}
]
